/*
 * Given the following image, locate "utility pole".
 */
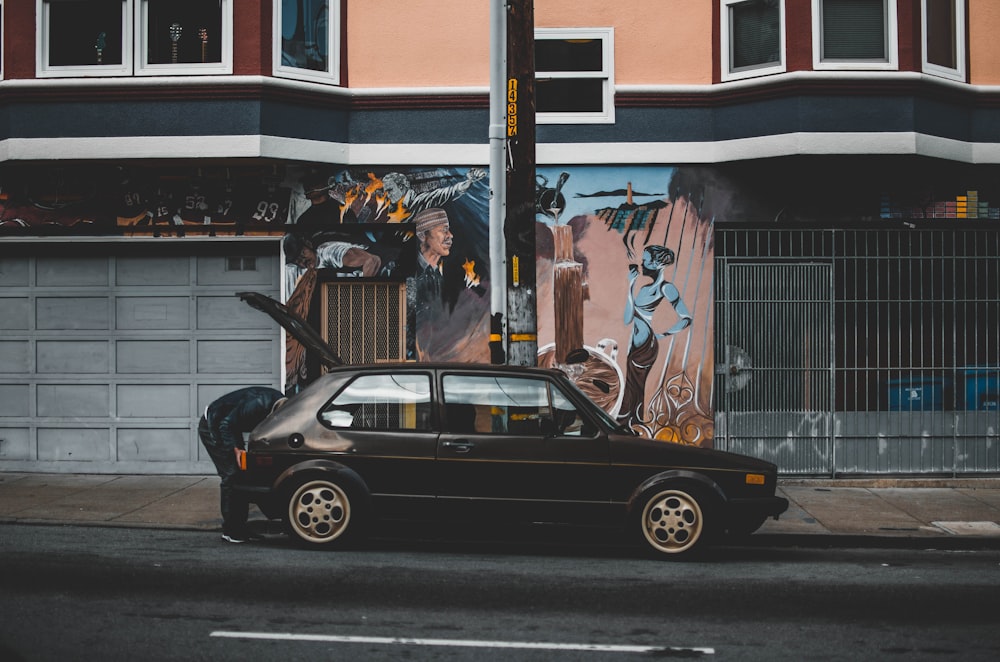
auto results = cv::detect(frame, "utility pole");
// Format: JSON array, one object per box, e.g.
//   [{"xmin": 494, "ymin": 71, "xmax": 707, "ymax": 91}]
[{"xmin": 504, "ymin": 0, "xmax": 538, "ymax": 366}]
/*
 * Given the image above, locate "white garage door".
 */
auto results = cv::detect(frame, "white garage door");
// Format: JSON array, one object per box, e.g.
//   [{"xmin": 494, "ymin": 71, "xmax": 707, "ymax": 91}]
[{"xmin": 0, "ymin": 241, "xmax": 281, "ymax": 474}]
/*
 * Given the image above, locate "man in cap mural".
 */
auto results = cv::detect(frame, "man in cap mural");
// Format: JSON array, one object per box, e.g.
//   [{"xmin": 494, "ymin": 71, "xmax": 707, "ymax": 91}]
[
  {"xmin": 414, "ymin": 207, "xmax": 453, "ymax": 282},
  {"xmin": 406, "ymin": 207, "xmax": 455, "ymax": 358}
]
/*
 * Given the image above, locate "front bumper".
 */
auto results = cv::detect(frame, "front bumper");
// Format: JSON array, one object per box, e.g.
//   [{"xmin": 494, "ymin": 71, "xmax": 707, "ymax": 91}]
[{"xmin": 728, "ymin": 495, "xmax": 790, "ymax": 520}]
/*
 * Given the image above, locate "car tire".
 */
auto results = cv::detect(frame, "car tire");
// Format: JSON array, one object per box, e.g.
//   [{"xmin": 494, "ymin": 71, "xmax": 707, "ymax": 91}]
[
  {"xmin": 284, "ymin": 476, "xmax": 359, "ymax": 548},
  {"xmin": 636, "ymin": 484, "xmax": 713, "ymax": 559}
]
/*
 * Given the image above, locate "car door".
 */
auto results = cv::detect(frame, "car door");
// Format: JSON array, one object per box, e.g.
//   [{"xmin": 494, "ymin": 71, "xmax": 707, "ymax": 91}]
[
  {"xmin": 316, "ymin": 370, "xmax": 439, "ymax": 519},
  {"xmin": 436, "ymin": 371, "xmax": 612, "ymax": 525}
]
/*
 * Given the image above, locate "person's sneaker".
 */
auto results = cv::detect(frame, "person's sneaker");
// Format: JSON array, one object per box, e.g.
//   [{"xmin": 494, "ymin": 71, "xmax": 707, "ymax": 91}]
[{"xmin": 221, "ymin": 531, "xmax": 247, "ymax": 544}]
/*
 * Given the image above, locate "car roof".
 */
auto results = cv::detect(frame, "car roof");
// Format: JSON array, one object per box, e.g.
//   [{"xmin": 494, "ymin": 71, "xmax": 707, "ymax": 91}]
[{"xmin": 325, "ymin": 362, "xmax": 567, "ymax": 379}]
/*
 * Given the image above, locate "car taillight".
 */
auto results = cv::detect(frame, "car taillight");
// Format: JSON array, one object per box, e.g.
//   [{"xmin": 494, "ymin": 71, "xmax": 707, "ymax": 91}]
[{"xmin": 234, "ymin": 448, "xmax": 247, "ymax": 471}]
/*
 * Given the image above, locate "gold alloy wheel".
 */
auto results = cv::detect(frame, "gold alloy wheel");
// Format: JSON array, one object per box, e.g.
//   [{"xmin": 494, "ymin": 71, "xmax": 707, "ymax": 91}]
[
  {"xmin": 640, "ymin": 488, "xmax": 705, "ymax": 555},
  {"xmin": 288, "ymin": 479, "xmax": 352, "ymax": 544}
]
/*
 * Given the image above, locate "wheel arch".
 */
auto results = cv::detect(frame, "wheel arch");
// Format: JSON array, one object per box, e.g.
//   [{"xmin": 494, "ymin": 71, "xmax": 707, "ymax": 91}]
[
  {"xmin": 273, "ymin": 458, "xmax": 372, "ymax": 507},
  {"xmin": 626, "ymin": 469, "xmax": 726, "ymax": 516}
]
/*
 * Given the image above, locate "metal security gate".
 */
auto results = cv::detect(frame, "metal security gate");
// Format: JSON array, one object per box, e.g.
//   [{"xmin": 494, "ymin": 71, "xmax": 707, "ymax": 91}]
[
  {"xmin": 715, "ymin": 227, "xmax": 1000, "ymax": 476},
  {"xmin": 715, "ymin": 262, "xmax": 834, "ymax": 473}
]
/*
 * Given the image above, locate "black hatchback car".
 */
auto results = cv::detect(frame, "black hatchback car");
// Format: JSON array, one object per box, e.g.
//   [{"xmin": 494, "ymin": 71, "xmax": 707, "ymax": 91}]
[{"xmin": 235, "ymin": 362, "xmax": 787, "ymax": 559}]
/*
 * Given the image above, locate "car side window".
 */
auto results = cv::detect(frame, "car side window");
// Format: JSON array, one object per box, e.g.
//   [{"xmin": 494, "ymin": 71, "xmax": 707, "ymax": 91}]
[
  {"xmin": 442, "ymin": 374, "xmax": 593, "ymax": 437},
  {"xmin": 320, "ymin": 373, "xmax": 432, "ymax": 431},
  {"xmin": 550, "ymin": 384, "xmax": 591, "ymax": 436}
]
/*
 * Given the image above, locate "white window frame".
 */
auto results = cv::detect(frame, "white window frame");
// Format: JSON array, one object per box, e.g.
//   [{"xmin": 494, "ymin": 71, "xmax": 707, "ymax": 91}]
[
  {"xmin": 535, "ymin": 27, "xmax": 615, "ymax": 125},
  {"xmin": 921, "ymin": 0, "xmax": 965, "ymax": 82},
  {"xmin": 812, "ymin": 0, "xmax": 898, "ymax": 71},
  {"xmin": 721, "ymin": 0, "xmax": 786, "ymax": 82},
  {"xmin": 273, "ymin": 0, "xmax": 341, "ymax": 85},
  {"xmin": 1, "ymin": 1, "xmax": 5, "ymax": 80},
  {"xmin": 37, "ymin": 0, "xmax": 231, "ymax": 78},
  {"xmin": 136, "ymin": 0, "xmax": 233, "ymax": 76},
  {"xmin": 37, "ymin": 0, "xmax": 132, "ymax": 78}
]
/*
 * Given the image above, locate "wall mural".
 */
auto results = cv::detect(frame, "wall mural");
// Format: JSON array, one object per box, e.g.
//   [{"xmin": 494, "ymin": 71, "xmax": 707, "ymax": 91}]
[
  {"xmin": 22, "ymin": 161, "xmax": 1000, "ymax": 449},
  {"xmin": 279, "ymin": 165, "xmax": 493, "ymax": 390},
  {"xmin": 0, "ymin": 162, "xmax": 716, "ymax": 447},
  {"xmin": 534, "ymin": 167, "xmax": 716, "ymax": 446}
]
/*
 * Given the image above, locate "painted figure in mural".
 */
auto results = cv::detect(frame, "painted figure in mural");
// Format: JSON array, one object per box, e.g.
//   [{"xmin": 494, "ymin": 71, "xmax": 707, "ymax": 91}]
[
  {"xmin": 406, "ymin": 207, "xmax": 455, "ymax": 358},
  {"xmin": 295, "ymin": 171, "xmax": 360, "ymax": 229},
  {"xmin": 618, "ymin": 244, "xmax": 693, "ymax": 429},
  {"xmin": 383, "ymin": 168, "xmax": 487, "ymax": 217},
  {"xmin": 198, "ymin": 386, "xmax": 286, "ymax": 543},
  {"xmin": 283, "ymin": 233, "xmax": 382, "ymax": 296}
]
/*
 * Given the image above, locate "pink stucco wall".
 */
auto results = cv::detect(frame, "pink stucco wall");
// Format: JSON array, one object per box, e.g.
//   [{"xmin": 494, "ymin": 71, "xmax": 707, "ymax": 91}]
[
  {"xmin": 347, "ymin": 1, "xmax": 712, "ymax": 88},
  {"xmin": 969, "ymin": 0, "xmax": 1000, "ymax": 84},
  {"xmin": 534, "ymin": 0, "xmax": 713, "ymax": 85},
  {"xmin": 347, "ymin": 1, "xmax": 491, "ymax": 87}
]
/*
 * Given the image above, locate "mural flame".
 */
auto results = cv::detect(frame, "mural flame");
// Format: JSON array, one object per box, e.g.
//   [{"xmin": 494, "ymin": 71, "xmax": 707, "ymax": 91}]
[{"xmin": 462, "ymin": 258, "xmax": 481, "ymax": 288}]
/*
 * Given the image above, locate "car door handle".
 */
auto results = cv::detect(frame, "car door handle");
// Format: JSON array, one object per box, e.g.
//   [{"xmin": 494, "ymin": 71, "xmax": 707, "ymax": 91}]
[{"xmin": 441, "ymin": 440, "xmax": 475, "ymax": 454}]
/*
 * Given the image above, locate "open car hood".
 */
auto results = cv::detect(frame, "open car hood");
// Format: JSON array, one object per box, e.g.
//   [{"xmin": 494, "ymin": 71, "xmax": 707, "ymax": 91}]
[{"xmin": 237, "ymin": 291, "xmax": 344, "ymax": 368}]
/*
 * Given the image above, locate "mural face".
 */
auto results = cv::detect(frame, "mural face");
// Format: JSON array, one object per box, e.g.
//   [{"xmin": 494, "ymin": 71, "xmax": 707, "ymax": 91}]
[
  {"xmin": 534, "ymin": 167, "xmax": 716, "ymax": 447},
  {"xmin": 280, "ymin": 166, "xmax": 492, "ymax": 390}
]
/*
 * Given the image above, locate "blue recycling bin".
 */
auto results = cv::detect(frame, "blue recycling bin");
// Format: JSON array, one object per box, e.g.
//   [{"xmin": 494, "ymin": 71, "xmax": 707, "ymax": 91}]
[
  {"xmin": 961, "ymin": 368, "xmax": 1000, "ymax": 410},
  {"xmin": 887, "ymin": 377, "xmax": 945, "ymax": 411}
]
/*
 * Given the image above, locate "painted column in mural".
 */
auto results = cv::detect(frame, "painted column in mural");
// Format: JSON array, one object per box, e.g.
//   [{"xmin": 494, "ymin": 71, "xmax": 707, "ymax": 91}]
[{"xmin": 536, "ymin": 166, "xmax": 716, "ymax": 447}]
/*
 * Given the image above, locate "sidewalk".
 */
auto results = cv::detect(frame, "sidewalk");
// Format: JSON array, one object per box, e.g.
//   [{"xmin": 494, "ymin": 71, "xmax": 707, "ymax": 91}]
[{"xmin": 2, "ymin": 472, "xmax": 1000, "ymax": 548}]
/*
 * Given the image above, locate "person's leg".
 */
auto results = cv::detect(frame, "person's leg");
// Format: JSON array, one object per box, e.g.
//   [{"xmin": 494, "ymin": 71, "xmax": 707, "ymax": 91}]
[
  {"xmin": 218, "ymin": 457, "xmax": 249, "ymax": 536},
  {"xmin": 199, "ymin": 417, "xmax": 248, "ymax": 540}
]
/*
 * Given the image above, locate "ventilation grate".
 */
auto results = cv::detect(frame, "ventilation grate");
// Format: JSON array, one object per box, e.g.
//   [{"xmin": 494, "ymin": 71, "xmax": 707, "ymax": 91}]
[{"xmin": 321, "ymin": 282, "xmax": 407, "ymax": 364}]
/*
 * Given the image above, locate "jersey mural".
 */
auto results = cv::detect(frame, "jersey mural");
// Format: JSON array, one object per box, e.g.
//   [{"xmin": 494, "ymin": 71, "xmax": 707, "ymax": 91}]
[{"xmin": 535, "ymin": 167, "xmax": 716, "ymax": 447}]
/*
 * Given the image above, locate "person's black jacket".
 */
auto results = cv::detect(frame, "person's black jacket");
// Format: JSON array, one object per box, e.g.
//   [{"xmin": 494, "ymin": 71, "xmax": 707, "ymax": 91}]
[{"xmin": 204, "ymin": 387, "xmax": 284, "ymax": 450}]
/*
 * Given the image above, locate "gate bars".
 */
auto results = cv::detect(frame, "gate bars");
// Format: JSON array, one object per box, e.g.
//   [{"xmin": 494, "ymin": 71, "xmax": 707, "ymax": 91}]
[{"xmin": 714, "ymin": 227, "xmax": 1000, "ymax": 476}]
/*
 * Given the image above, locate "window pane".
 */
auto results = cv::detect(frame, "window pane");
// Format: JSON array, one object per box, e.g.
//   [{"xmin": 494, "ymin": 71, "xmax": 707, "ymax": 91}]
[
  {"xmin": 145, "ymin": 0, "xmax": 222, "ymax": 64},
  {"xmin": 443, "ymin": 375, "xmax": 552, "ymax": 436},
  {"xmin": 537, "ymin": 78, "xmax": 604, "ymax": 113},
  {"xmin": 320, "ymin": 373, "xmax": 431, "ymax": 431},
  {"xmin": 280, "ymin": 0, "xmax": 330, "ymax": 72},
  {"xmin": 822, "ymin": 0, "xmax": 885, "ymax": 60},
  {"xmin": 926, "ymin": 0, "xmax": 956, "ymax": 69},
  {"xmin": 536, "ymin": 39, "xmax": 603, "ymax": 73},
  {"xmin": 47, "ymin": 0, "xmax": 124, "ymax": 66},
  {"xmin": 731, "ymin": 0, "xmax": 780, "ymax": 69}
]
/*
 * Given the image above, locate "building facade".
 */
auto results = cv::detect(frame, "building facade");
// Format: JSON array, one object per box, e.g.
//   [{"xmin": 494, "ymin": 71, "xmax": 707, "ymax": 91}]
[{"xmin": 1, "ymin": 1, "xmax": 998, "ymax": 476}]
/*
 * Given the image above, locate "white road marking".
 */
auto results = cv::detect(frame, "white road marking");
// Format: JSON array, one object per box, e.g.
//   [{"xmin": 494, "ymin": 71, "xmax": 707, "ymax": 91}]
[{"xmin": 210, "ymin": 631, "xmax": 714, "ymax": 655}]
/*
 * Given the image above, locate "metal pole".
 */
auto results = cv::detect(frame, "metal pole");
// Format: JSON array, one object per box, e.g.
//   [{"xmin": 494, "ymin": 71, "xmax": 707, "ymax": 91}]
[{"xmin": 488, "ymin": 0, "xmax": 507, "ymax": 364}]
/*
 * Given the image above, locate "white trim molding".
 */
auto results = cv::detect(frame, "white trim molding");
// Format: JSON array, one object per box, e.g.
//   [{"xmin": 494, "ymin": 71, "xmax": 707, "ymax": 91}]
[{"xmin": 4, "ymin": 132, "xmax": 1000, "ymax": 166}]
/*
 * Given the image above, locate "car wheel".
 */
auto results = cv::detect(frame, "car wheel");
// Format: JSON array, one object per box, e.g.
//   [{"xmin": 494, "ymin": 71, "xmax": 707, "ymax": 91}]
[
  {"xmin": 285, "ymin": 477, "xmax": 355, "ymax": 547},
  {"xmin": 637, "ymin": 486, "xmax": 710, "ymax": 558}
]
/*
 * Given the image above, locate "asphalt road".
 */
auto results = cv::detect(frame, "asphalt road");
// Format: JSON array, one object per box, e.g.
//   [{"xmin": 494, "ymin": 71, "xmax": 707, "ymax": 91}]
[{"xmin": 2, "ymin": 524, "xmax": 999, "ymax": 661}]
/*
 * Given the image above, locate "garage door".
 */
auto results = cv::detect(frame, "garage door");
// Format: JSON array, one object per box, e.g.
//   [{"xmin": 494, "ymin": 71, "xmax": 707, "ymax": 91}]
[{"xmin": 0, "ymin": 241, "xmax": 281, "ymax": 474}]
